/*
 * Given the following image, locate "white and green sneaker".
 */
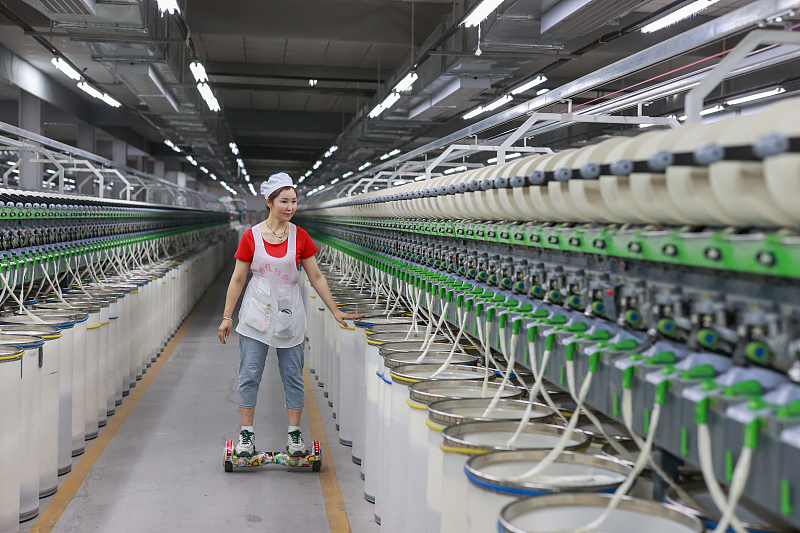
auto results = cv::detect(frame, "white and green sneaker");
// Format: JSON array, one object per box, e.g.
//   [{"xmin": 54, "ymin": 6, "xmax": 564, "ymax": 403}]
[
  {"xmin": 234, "ymin": 429, "xmax": 255, "ymax": 457},
  {"xmin": 286, "ymin": 430, "xmax": 307, "ymax": 456}
]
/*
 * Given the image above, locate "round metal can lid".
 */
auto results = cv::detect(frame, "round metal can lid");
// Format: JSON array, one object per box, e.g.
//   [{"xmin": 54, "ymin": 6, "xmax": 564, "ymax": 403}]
[
  {"xmin": 0, "ymin": 345, "xmax": 24, "ymax": 362},
  {"xmin": 383, "ymin": 351, "xmax": 479, "ymax": 369},
  {"xmin": 409, "ymin": 380, "xmax": 524, "ymax": 405},
  {"xmin": 466, "ymin": 449, "xmax": 630, "ymax": 495},
  {"xmin": 0, "ymin": 333, "xmax": 45, "ymax": 349},
  {"xmin": 0, "ymin": 325, "xmax": 62, "ymax": 339},
  {"xmin": 498, "ymin": 493, "xmax": 703, "ymax": 533},
  {"xmin": 441, "ymin": 421, "xmax": 590, "ymax": 453},
  {"xmin": 427, "ymin": 398, "xmax": 554, "ymax": 427},
  {"xmin": 3, "ymin": 313, "xmax": 80, "ymax": 328},
  {"xmin": 390, "ymin": 363, "xmax": 490, "ymax": 385}
]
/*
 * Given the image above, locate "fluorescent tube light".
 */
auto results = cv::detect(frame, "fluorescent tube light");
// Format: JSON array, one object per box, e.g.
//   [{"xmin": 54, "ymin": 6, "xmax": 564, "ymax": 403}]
[
  {"xmin": 210, "ymin": 174, "xmax": 217, "ymax": 180},
  {"xmin": 189, "ymin": 62, "xmax": 208, "ymax": 83},
  {"xmin": 462, "ymin": 0, "xmax": 504, "ymax": 27},
  {"xmin": 699, "ymin": 104, "xmax": 724, "ymax": 116},
  {"xmin": 244, "ymin": 175, "xmax": 250, "ymax": 182},
  {"xmin": 330, "ymin": 178, "xmax": 340, "ymax": 184},
  {"xmin": 463, "ymin": 94, "xmax": 512, "ymax": 120},
  {"xmin": 157, "ymin": 0, "xmax": 180, "ymax": 15},
  {"xmin": 358, "ymin": 162, "xmax": 372, "ymax": 171},
  {"xmin": 51, "ymin": 58, "xmax": 82, "ymax": 81},
  {"xmin": 342, "ymin": 171, "xmax": 353, "ymax": 178},
  {"xmin": 725, "ymin": 87, "xmax": 785, "ymax": 106},
  {"xmin": 309, "ymin": 79, "xmax": 318, "ymax": 87},
  {"xmin": 313, "ymin": 160, "xmax": 322, "ymax": 170},
  {"xmin": 186, "ymin": 155, "xmax": 198, "ymax": 166},
  {"xmin": 393, "ymin": 180, "xmax": 406, "ymax": 186},
  {"xmin": 324, "ymin": 145, "xmax": 338, "ymax": 158},
  {"xmin": 463, "ymin": 106, "xmax": 485, "ymax": 120},
  {"xmin": 199, "ymin": 166, "xmax": 208, "ymax": 173},
  {"xmin": 444, "ymin": 165, "xmax": 467, "ymax": 174},
  {"xmin": 640, "ymin": 0, "xmax": 720, "ymax": 33},
  {"xmin": 380, "ymin": 149, "xmax": 400, "ymax": 161},
  {"xmin": 510, "ymin": 76, "xmax": 547, "ymax": 95},
  {"xmin": 164, "ymin": 140, "xmax": 181, "ymax": 153},
  {"xmin": 393, "ymin": 72, "xmax": 418, "ymax": 93},
  {"xmin": 77, "ymin": 82, "xmax": 120, "ymax": 107},
  {"xmin": 414, "ymin": 176, "xmax": 426, "ymax": 181},
  {"xmin": 487, "ymin": 152, "xmax": 522, "ymax": 163},
  {"xmin": 197, "ymin": 82, "xmax": 220, "ymax": 112},
  {"xmin": 304, "ymin": 170, "xmax": 312, "ymax": 177},
  {"xmin": 298, "ymin": 176, "xmax": 305, "ymax": 183},
  {"xmin": 229, "ymin": 142, "xmax": 239, "ymax": 155},
  {"xmin": 536, "ymin": 88, "xmax": 550, "ymax": 96},
  {"xmin": 368, "ymin": 91, "xmax": 401, "ymax": 118},
  {"xmin": 236, "ymin": 158, "xmax": 245, "ymax": 168}
]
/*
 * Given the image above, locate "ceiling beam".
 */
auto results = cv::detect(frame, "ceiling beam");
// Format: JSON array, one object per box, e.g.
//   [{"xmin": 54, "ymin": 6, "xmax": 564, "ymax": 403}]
[
  {"xmin": 212, "ymin": 82, "xmax": 376, "ymax": 98},
  {"xmin": 207, "ymin": 61, "xmax": 392, "ymax": 84}
]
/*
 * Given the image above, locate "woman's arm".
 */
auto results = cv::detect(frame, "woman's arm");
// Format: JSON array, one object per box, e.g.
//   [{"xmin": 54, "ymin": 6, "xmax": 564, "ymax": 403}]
[
  {"xmin": 300, "ymin": 254, "xmax": 362, "ymax": 327},
  {"xmin": 218, "ymin": 259, "xmax": 251, "ymax": 344}
]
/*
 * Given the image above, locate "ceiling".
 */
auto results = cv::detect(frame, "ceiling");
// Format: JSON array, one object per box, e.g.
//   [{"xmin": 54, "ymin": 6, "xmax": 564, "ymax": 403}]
[{"xmin": 0, "ymin": 0, "xmax": 793, "ymax": 200}]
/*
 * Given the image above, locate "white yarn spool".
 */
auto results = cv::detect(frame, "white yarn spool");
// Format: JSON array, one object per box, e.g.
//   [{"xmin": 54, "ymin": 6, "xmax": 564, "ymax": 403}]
[
  {"xmin": 600, "ymin": 132, "xmax": 663, "ymax": 224},
  {"xmin": 567, "ymin": 137, "xmax": 629, "ymax": 223}
]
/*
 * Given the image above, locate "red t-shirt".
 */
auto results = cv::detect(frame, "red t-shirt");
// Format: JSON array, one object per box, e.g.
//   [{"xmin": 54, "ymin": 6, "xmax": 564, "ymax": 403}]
[{"xmin": 234, "ymin": 225, "xmax": 318, "ymax": 266}]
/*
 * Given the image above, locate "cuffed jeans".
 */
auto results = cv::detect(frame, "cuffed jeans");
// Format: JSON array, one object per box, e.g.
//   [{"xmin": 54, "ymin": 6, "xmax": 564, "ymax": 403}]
[{"xmin": 238, "ymin": 335, "xmax": 305, "ymax": 409}]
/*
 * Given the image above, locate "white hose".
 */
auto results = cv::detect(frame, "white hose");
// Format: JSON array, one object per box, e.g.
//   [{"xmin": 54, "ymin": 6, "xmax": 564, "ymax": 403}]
[
  {"xmin": 713, "ymin": 446, "xmax": 752, "ymax": 533},
  {"xmin": 0, "ymin": 270, "xmax": 45, "ymax": 323},
  {"xmin": 507, "ymin": 338, "xmax": 556, "ymax": 446},
  {"xmin": 698, "ymin": 423, "xmax": 749, "ymax": 533},
  {"xmin": 572, "ymin": 401, "xmax": 662, "ymax": 533},
  {"xmin": 509, "ymin": 359, "xmax": 594, "ymax": 482},
  {"xmin": 429, "ymin": 306, "xmax": 467, "ymax": 377},
  {"xmin": 482, "ymin": 323, "xmax": 516, "ymax": 417}
]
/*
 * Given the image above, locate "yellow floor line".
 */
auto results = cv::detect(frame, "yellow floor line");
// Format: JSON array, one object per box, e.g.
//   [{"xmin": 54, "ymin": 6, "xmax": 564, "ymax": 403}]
[
  {"xmin": 304, "ymin": 367, "xmax": 352, "ymax": 533},
  {"xmin": 30, "ymin": 265, "xmax": 230, "ymax": 533}
]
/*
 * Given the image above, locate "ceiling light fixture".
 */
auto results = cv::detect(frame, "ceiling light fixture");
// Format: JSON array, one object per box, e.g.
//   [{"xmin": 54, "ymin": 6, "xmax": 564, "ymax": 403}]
[
  {"xmin": 156, "ymin": 0, "xmax": 180, "ymax": 15},
  {"xmin": 393, "ymin": 72, "xmax": 418, "ymax": 93},
  {"xmin": 304, "ymin": 170, "xmax": 312, "ymax": 178},
  {"xmin": 209, "ymin": 174, "xmax": 217, "ymax": 180},
  {"xmin": 236, "ymin": 158, "xmax": 245, "ymax": 168},
  {"xmin": 197, "ymin": 82, "xmax": 221, "ymax": 112},
  {"xmin": 699, "ymin": 104, "xmax": 725, "ymax": 116},
  {"xmin": 393, "ymin": 180, "xmax": 406, "ymax": 186},
  {"xmin": 298, "ymin": 176, "xmax": 305, "ymax": 183},
  {"xmin": 462, "ymin": 0, "xmax": 504, "ymax": 27},
  {"xmin": 444, "ymin": 165, "xmax": 468, "ymax": 174},
  {"xmin": 77, "ymin": 82, "xmax": 121, "ymax": 107},
  {"xmin": 342, "ymin": 171, "xmax": 353, "ymax": 178},
  {"xmin": 313, "ymin": 160, "xmax": 322, "ymax": 170},
  {"xmin": 51, "ymin": 58, "xmax": 82, "ymax": 81},
  {"xmin": 380, "ymin": 149, "xmax": 400, "ymax": 161},
  {"xmin": 186, "ymin": 155, "xmax": 198, "ymax": 166},
  {"xmin": 164, "ymin": 139, "xmax": 181, "ymax": 153},
  {"xmin": 229, "ymin": 142, "xmax": 239, "ymax": 155},
  {"xmin": 199, "ymin": 166, "xmax": 208, "ymax": 173},
  {"xmin": 358, "ymin": 162, "xmax": 372, "ymax": 171},
  {"xmin": 510, "ymin": 76, "xmax": 547, "ymax": 95},
  {"xmin": 487, "ymin": 152, "xmax": 522, "ymax": 163},
  {"xmin": 189, "ymin": 62, "xmax": 208, "ymax": 83},
  {"xmin": 640, "ymin": 0, "xmax": 720, "ymax": 33},
  {"xmin": 463, "ymin": 94, "xmax": 512, "ymax": 120},
  {"xmin": 309, "ymin": 79, "xmax": 318, "ymax": 86},
  {"xmin": 330, "ymin": 178, "xmax": 340, "ymax": 184},
  {"xmin": 368, "ymin": 91, "xmax": 401, "ymax": 118},
  {"xmin": 725, "ymin": 87, "xmax": 785, "ymax": 106}
]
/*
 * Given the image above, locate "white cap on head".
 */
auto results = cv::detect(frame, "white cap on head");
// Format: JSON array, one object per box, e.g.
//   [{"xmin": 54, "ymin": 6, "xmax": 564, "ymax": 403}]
[{"xmin": 260, "ymin": 172, "xmax": 295, "ymax": 199}]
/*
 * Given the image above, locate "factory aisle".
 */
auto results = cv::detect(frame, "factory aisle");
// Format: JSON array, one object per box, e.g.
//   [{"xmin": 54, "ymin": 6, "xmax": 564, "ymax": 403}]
[{"xmin": 26, "ymin": 262, "xmax": 379, "ymax": 533}]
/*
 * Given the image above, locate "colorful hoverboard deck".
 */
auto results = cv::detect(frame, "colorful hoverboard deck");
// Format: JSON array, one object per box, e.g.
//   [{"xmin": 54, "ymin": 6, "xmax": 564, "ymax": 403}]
[{"xmin": 223, "ymin": 440, "xmax": 322, "ymax": 472}]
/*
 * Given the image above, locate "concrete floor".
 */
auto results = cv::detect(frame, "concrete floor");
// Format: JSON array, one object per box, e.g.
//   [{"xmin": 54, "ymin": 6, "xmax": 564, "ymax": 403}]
[{"xmin": 24, "ymin": 264, "xmax": 380, "ymax": 533}]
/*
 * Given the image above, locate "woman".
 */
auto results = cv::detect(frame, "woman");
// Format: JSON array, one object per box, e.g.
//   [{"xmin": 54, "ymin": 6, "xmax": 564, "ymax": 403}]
[{"xmin": 218, "ymin": 172, "xmax": 360, "ymax": 457}]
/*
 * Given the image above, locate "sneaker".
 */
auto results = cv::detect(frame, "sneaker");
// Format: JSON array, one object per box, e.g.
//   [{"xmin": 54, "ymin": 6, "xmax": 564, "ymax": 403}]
[
  {"xmin": 234, "ymin": 430, "xmax": 255, "ymax": 457},
  {"xmin": 286, "ymin": 430, "xmax": 307, "ymax": 456}
]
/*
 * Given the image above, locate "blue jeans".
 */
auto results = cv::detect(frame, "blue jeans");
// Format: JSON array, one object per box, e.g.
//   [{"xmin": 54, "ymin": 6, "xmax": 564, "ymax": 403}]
[{"xmin": 238, "ymin": 336, "xmax": 305, "ymax": 410}]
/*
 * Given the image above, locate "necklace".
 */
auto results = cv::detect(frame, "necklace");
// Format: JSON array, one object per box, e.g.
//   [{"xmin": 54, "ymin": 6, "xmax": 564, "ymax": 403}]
[{"xmin": 265, "ymin": 220, "xmax": 288, "ymax": 241}]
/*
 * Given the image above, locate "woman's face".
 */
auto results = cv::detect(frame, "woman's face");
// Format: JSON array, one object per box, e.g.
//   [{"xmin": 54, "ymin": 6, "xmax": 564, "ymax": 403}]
[{"xmin": 268, "ymin": 188, "xmax": 298, "ymax": 221}]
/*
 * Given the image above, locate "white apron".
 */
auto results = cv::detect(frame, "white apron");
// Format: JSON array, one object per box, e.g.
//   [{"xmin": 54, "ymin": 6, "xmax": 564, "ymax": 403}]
[{"xmin": 235, "ymin": 223, "xmax": 307, "ymax": 348}]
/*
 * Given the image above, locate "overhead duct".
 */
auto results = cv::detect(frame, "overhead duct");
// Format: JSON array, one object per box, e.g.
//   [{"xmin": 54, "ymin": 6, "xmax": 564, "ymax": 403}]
[
  {"xmin": 115, "ymin": 63, "xmax": 180, "ymax": 114},
  {"xmin": 35, "ymin": 0, "xmax": 96, "ymax": 15},
  {"xmin": 541, "ymin": 0, "xmax": 649, "ymax": 37},
  {"xmin": 410, "ymin": 76, "xmax": 491, "ymax": 120}
]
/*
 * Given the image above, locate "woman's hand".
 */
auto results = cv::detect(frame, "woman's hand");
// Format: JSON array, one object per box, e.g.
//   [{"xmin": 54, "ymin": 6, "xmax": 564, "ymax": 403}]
[
  {"xmin": 334, "ymin": 310, "xmax": 363, "ymax": 328},
  {"xmin": 218, "ymin": 318, "xmax": 233, "ymax": 344}
]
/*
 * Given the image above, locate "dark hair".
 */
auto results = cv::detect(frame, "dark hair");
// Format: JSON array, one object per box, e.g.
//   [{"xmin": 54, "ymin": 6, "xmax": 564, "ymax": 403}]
[{"xmin": 267, "ymin": 186, "xmax": 297, "ymax": 203}]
